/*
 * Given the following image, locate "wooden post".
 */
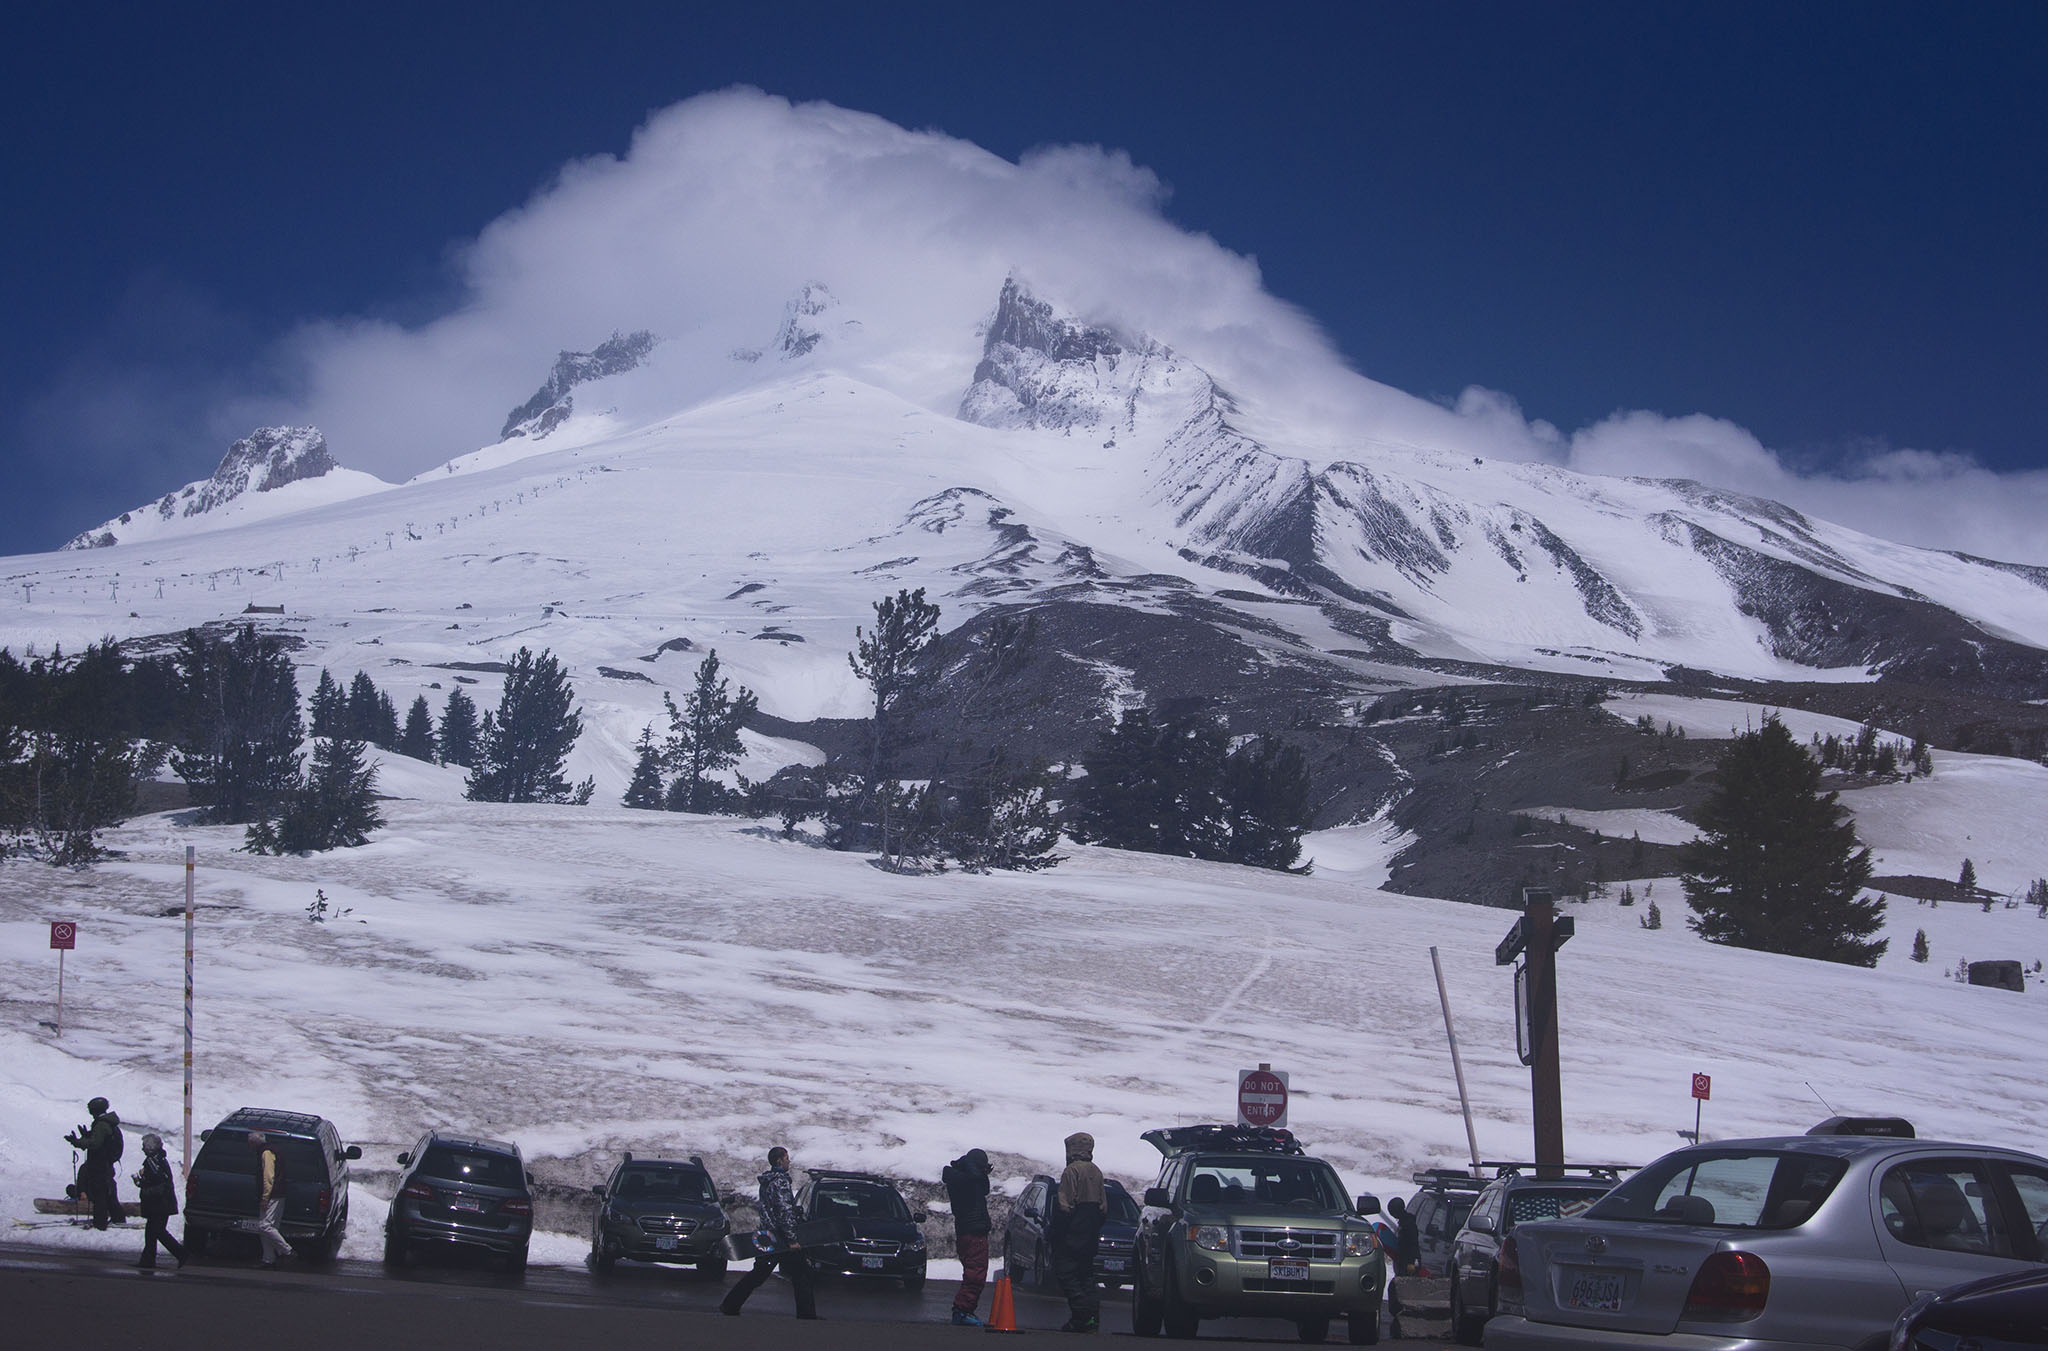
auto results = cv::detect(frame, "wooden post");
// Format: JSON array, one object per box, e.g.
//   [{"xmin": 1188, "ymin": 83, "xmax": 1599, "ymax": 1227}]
[
  {"xmin": 1525, "ymin": 893, "xmax": 1564, "ymax": 1177},
  {"xmin": 183, "ymin": 846, "xmax": 195, "ymax": 1183}
]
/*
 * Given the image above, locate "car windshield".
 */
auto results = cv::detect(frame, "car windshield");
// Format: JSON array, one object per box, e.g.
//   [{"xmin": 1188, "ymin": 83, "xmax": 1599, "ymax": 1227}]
[
  {"xmin": 1586, "ymin": 1150, "xmax": 1847, "ymax": 1229},
  {"xmin": 419, "ymin": 1145, "xmax": 523, "ymax": 1189},
  {"xmin": 1186, "ymin": 1158, "xmax": 1348, "ymax": 1210},
  {"xmin": 813, "ymin": 1182, "xmax": 910, "ymax": 1221},
  {"xmin": 1504, "ymin": 1187, "xmax": 1607, "ymax": 1231},
  {"xmin": 616, "ymin": 1165, "xmax": 714, "ymax": 1202},
  {"xmin": 1106, "ymin": 1182, "xmax": 1140, "ymax": 1223}
]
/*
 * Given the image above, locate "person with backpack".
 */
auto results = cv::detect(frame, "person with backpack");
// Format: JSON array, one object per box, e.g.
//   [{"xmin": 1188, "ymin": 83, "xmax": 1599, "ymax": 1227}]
[
  {"xmin": 1050, "ymin": 1132, "xmax": 1105, "ymax": 1334},
  {"xmin": 64, "ymin": 1096, "xmax": 126, "ymax": 1230},
  {"xmin": 133, "ymin": 1133, "xmax": 186, "ymax": 1268},
  {"xmin": 942, "ymin": 1148, "xmax": 993, "ymax": 1326},
  {"xmin": 719, "ymin": 1146, "xmax": 818, "ymax": 1320},
  {"xmin": 246, "ymin": 1131, "xmax": 291, "ymax": 1268}
]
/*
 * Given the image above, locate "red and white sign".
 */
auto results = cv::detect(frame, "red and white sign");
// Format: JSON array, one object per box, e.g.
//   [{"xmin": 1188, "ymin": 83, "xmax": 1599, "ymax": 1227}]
[
  {"xmin": 1237, "ymin": 1068, "xmax": 1290, "ymax": 1128},
  {"xmin": 49, "ymin": 921, "xmax": 76, "ymax": 951},
  {"xmin": 1691, "ymin": 1072, "xmax": 1712, "ymax": 1101}
]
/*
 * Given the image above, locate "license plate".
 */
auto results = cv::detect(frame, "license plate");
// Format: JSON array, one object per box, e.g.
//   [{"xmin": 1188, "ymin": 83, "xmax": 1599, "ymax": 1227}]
[
  {"xmin": 656, "ymin": 1236, "xmax": 678, "ymax": 1251},
  {"xmin": 449, "ymin": 1197, "xmax": 484, "ymax": 1213},
  {"xmin": 1101, "ymin": 1258, "xmax": 1128, "ymax": 1272},
  {"xmin": 1269, "ymin": 1258, "xmax": 1312, "ymax": 1283},
  {"xmin": 861, "ymin": 1256, "xmax": 886, "ymax": 1269},
  {"xmin": 1564, "ymin": 1268, "xmax": 1626, "ymax": 1312}
]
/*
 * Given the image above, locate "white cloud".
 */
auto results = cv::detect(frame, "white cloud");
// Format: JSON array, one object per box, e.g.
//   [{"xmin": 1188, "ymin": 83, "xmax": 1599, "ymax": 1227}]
[{"xmin": 217, "ymin": 87, "xmax": 2046, "ymax": 565}]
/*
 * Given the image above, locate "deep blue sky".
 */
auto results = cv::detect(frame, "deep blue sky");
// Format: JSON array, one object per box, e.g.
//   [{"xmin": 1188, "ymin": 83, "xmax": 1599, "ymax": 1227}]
[{"xmin": 3, "ymin": 2, "xmax": 2042, "ymax": 554}]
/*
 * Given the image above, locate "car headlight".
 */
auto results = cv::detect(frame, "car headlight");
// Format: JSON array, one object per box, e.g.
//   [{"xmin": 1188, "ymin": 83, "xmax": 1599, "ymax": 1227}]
[
  {"xmin": 908, "ymin": 1237, "xmax": 926, "ymax": 1251},
  {"xmin": 1190, "ymin": 1224, "xmax": 1230, "ymax": 1252},
  {"xmin": 1342, "ymin": 1230, "xmax": 1378, "ymax": 1258}
]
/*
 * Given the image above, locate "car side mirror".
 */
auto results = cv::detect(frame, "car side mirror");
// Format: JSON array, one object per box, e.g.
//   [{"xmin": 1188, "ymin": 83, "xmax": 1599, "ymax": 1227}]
[
  {"xmin": 1469, "ymin": 1212, "xmax": 1493, "ymax": 1233},
  {"xmin": 526, "ymin": 1172, "xmax": 536, "ymax": 1186},
  {"xmin": 592, "ymin": 1184, "xmax": 608, "ymax": 1197},
  {"xmin": 396, "ymin": 1152, "xmax": 412, "ymax": 1166},
  {"xmin": 1145, "ymin": 1187, "xmax": 1172, "ymax": 1209},
  {"xmin": 343, "ymin": 1145, "xmax": 362, "ymax": 1161},
  {"xmin": 1356, "ymin": 1194, "xmax": 1381, "ymax": 1216},
  {"xmin": 200, "ymin": 1129, "xmax": 213, "ymax": 1143}
]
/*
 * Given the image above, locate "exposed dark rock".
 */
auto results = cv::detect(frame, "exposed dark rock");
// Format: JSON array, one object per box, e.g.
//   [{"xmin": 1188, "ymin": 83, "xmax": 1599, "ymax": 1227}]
[{"xmin": 501, "ymin": 330, "xmax": 656, "ymax": 441}]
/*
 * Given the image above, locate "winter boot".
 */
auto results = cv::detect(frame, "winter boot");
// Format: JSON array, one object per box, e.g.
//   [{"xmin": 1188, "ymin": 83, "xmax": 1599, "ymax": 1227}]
[{"xmin": 951, "ymin": 1309, "xmax": 985, "ymax": 1327}]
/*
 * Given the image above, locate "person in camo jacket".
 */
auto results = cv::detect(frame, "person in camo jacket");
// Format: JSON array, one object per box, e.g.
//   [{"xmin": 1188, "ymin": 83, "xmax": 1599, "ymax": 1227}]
[
  {"xmin": 720, "ymin": 1145, "xmax": 819, "ymax": 1320},
  {"xmin": 942, "ymin": 1148, "xmax": 994, "ymax": 1326}
]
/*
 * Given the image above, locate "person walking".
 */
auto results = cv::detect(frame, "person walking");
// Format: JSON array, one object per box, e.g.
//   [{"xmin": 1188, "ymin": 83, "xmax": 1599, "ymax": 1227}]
[
  {"xmin": 64, "ymin": 1096, "xmax": 127, "ymax": 1230},
  {"xmin": 1385, "ymin": 1195, "xmax": 1421, "ymax": 1337},
  {"xmin": 942, "ymin": 1148, "xmax": 993, "ymax": 1326},
  {"xmin": 246, "ymin": 1132, "xmax": 291, "ymax": 1268},
  {"xmin": 1050, "ymin": 1132, "xmax": 1105, "ymax": 1333},
  {"xmin": 133, "ymin": 1133, "xmax": 186, "ymax": 1268},
  {"xmin": 720, "ymin": 1146, "xmax": 818, "ymax": 1320}
]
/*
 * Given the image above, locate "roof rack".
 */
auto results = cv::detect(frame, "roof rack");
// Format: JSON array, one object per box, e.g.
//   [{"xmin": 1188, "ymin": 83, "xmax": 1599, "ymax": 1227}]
[
  {"xmin": 807, "ymin": 1168, "xmax": 894, "ymax": 1184},
  {"xmin": 1143, "ymin": 1124, "xmax": 1307, "ymax": 1157},
  {"xmin": 1479, "ymin": 1161, "xmax": 1635, "ymax": 1180},
  {"xmin": 1411, "ymin": 1168, "xmax": 1490, "ymax": 1191},
  {"xmin": 1806, "ymin": 1116, "xmax": 1915, "ymax": 1139},
  {"xmin": 219, "ymin": 1107, "xmax": 328, "ymax": 1134}
]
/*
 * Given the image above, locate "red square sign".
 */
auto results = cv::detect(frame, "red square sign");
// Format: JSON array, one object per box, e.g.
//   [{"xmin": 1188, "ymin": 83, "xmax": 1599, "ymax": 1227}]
[
  {"xmin": 1691, "ymin": 1072, "xmax": 1711, "ymax": 1100},
  {"xmin": 50, "ymin": 921, "xmax": 77, "ymax": 950}
]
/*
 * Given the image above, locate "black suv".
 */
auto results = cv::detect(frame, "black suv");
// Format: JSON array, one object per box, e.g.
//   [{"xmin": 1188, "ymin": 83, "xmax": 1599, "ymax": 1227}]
[
  {"xmin": 1004, "ymin": 1175, "xmax": 1142, "ymax": 1291},
  {"xmin": 1443, "ymin": 1164, "xmax": 1622, "ymax": 1344},
  {"xmin": 589, "ymin": 1153, "xmax": 731, "ymax": 1277},
  {"xmin": 384, "ymin": 1131, "xmax": 535, "ymax": 1272},
  {"xmin": 183, "ymin": 1107, "xmax": 362, "ymax": 1261},
  {"xmin": 1403, "ymin": 1168, "xmax": 1488, "ymax": 1278},
  {"xmin": 795, "ymin": 1169, "xmax": 928, "ymax": 1290}
]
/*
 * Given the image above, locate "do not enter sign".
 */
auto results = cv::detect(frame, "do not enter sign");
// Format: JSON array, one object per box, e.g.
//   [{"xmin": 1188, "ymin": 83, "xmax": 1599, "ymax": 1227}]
[
  {"xmin": 1238, "ymin": 1068, "xmax": 1289, "ymax": 1128},
  {"xmin": 49, "ymin": 921, "xmax": 76, "ymax": 950}
]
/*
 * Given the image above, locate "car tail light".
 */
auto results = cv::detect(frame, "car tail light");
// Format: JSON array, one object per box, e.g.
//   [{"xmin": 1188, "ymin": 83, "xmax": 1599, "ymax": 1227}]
[
  {"xmin": 316, "ymin": 1188, "xmax": 333, "ymax": 1215},
  {"xmin": 1495, "ymin": 1234, "xmax": 1523, "ymax": 1314},
  {"xmin": 500, "ymin": 1198, "xmax": 533, "ymax": 1217},
  {"xmin": 401, "ymin": 1181, "xmax": 433, "ymax": 1201},
  {"xmin": 1684, "ymin": 1251, "xmax": 1769, "ymax": 1321},
  {"xmin": 1415, "ymin": 1262, "xmax": 1433, "ymax": 1279}
]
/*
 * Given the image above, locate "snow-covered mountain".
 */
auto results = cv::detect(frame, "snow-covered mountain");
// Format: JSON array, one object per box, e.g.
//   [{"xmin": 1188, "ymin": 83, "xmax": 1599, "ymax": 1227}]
[
  {"xmin": 64, "ymin": 426, "xmax": 388, "ymax": 550},
  {"xmin": 7, "ymin": 275, "xmax": 2047, "ymax": 803}
]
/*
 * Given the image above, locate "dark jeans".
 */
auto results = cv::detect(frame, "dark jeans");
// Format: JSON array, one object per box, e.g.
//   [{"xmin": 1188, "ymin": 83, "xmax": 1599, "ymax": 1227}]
[
  {"xmin": 80, "ymin": 1163, "xmax": 125, "ymax": 1230},
  {"xmin": 140, "ymin": 1214, "xmax": 185, "ymax": 1266},
  {"xmin": 721, "ymin": 1248, "xmax": 818, "ymax": 1319},
  {"xmin": 953, "ymin": 1232, "xmax": 989, "ymax": 1314},
  {"xmin": 1051, "ymin": 1232, "xmax": 1101, "ymax": 1323}
]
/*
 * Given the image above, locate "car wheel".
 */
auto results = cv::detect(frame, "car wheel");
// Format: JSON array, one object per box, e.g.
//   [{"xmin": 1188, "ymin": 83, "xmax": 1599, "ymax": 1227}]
[
  {"xmin": 382, "ymin": 1226, "xmax": 409, "ymax": 1268},
  {"xmin": 903, "ymin": 1268, "xmax": 926, "ymax": 1293},
  {"xmin": 1346, "ymin": 1304, "xmax": 1380, "ymax": 1345},
  {"xmin": 593, "ymin": 1246, "xmax": 615, "ymax": 1275},
  {"xmin": 506, "ymin": 1244, "xmax": 528, "ymax": 1275},
  {"xmin": 699, "ymin": 1255, "xmax": 727, "ymax": 1280},
  {"xmin": 1451, "ymin": 1275, "xmax": 1484, "ymax": 1346},
  {"xmin": 1161, "ymin": 1264, "xmax": 1199, "ymax": 1340},
  {"xmin": 1131, "ymin": 1249, "xmax": 1164, "ymax": 1337},
  {"xmin": 1297, "ymin": 1316, "xmax": 1331, "ymax": 1343}
]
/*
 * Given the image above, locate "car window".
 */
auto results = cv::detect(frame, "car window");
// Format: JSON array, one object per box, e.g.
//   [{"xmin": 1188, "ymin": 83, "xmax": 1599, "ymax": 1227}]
[
  {"xmin": 1589, "ymin": 1150, "xmax": 1847, "ymax": 1229},
  {"xmin": 2001, "ymin": 1166, "xmax": 2048, "ymax": 1256},
  {"xmin": 1106, "ymin": 1183, "xmax": 1140, "ymax": 1223},
  {"xmin": 1185, "ymin": 1159, "xmax": 1347, "ymax": 1210},
  {"xmin": 1879, "ymin": 1161, "xmax": 2013, "ymax": 1258},
  {"xmin": 616, "ymin": 1165, "xmax": 713, "ymax": 1202},
  {"xmin": 1426, "ymin": 1194, "xmax": 1473, "ymax": 1238},
  {"xmin": 814, "ymin": 1182, "xmax": 909, "ymax": 1221},
  {"xmin": 1504, "ymin": 1187, "xmax": 1607, "ymax": 1231},
  {"xmin": 197, "ymin": 1135, "xmax": 324, "ymax": 1180},
  {"xmin": 419, "ymin": 1145, "xmax": 523, "ymax": 1189}
]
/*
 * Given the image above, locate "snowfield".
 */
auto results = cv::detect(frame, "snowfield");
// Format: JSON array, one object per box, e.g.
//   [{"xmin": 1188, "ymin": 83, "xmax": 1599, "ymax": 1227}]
[{"xmin": 7, "ymin": 738, "xmax": 2048, "ymax": 1263}]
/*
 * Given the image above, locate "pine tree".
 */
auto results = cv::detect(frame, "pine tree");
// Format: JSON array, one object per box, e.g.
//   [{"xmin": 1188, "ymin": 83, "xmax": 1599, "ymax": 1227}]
[
  {"xmin": 253, "ymin": 734, "xmax": 383, "ymax": 853},
  {"xmin": 1959, "ymin": 857, "xmax": 1978, "ymax": 902},
  {"xmin": 849, "ymin": 587, "xmax": 941, "ymax": 793},
  {"xmin": 308, "ymin": 669, "xmax": 345, "ymax": 738},
  {"xmin": 437, "ymin": 686, "xmax": 480, "ymax": 767},
  {"xmin": 346, "ymin": 671, "xmax": 382, "ymax": 743},
  {"xmin": 398, "ymin": 696, "xmax": 437, "ymax": 761},
  {"xmin": 1640, "ymin": 898, "xmax": 1663, "ymax": 930},
  {"xmin": 1, "ymin": 641, "xmax": 146, "ymax": 863},
  {"xmin": 945, "ymin": 748, "xmax": 1064, "ymax": 872},
  {"xmin": 372, "ymin": 690, "xmax": 400, "ymax": 750},
  {"xmin": 1911, "ymin": 928, "xmax": 1930, "ymax": 963},
  {"xmin": 622, "ymin": 725, "xmax": 665, "ymax": 809},
  {"xmin": 172, "ymin": 625, "xmax": 305, "ymax": 825},
  {"xmin": 1071, "ymin": 704, "xmax": 1230, "ymax": 860},
  {"xmin": 661, "ymin": 650, "xmax": 758, "ymax": 814},
  {"xmin": 1680, "ymin": 717, "xmax": 1886, "ymax": 966},
  {"xmin": 1221, "ymin": 738, "xmax": 1313, "ymax": 871},
  {"xmin": 465, "ymin": 648, "xmax": 584, "ymax": 803}
]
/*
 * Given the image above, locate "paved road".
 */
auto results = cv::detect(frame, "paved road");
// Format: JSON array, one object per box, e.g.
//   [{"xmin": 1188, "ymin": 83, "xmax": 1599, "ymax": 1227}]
[{"xmin": 0, "ymin": 1241, "xmax": 1457, "ymax": 1348}]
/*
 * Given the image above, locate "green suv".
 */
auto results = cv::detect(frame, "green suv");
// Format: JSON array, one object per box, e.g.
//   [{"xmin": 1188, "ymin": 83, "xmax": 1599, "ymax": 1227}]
[{"xmin": 1131, "ymin": 1124, "xmax": 1386, "ymax": 1344}]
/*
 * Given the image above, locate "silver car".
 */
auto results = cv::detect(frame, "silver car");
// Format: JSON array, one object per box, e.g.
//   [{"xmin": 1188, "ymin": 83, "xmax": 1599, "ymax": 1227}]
[{"xmin": 1484, "ymin": 1118, "xmax": 2048, "ymax": 1351}]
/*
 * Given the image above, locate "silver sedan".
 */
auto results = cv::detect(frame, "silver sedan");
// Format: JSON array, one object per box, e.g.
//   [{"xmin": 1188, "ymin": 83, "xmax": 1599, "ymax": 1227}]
[{"xmin": 1483, "ymin": 1122, "xmax": 2048, "ymax": 1350}]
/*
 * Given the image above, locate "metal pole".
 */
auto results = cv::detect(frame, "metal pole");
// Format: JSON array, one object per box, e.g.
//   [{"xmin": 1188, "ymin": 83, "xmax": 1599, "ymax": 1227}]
[
  {"xmin": 1694, "ymin": 1096, "xmax": 1703, "ymax": 1146},
  {"xmin": 184, "ymin": 846, "xmax": 195, "ymax": 1183},
  {"xmin": 1429, "ymin": 946, "xmax": 1483, "ymax": 1174},
  {"xmin": 56, "ymin": 947, "xmax": 65, "ymax": 1038}
]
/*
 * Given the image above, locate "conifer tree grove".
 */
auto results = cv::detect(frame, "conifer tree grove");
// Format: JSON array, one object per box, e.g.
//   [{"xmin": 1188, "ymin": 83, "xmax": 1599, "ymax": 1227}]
[
  {"xmin": 173, "ymin": 625, "xmax": 305, "ymax": 825},
  {"xmin": 308, "ymin": 669, "xmax": 344, "ymax": 738},
  {"xmin": 1680, "ymin": 717, "xmax": 1886, "ymax": 966},
  {"xmin": 251, "ymin": 733, "xmax": 383, "ymax": 854},
  {"xmin": 465, "ymin": 648, "xmax": 584, "ymax": 804}
]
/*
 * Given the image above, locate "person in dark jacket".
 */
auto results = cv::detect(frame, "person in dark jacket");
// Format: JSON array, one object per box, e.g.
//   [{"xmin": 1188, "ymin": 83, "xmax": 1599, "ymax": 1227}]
[
  {"xmin": 1386, "ymin": 1195, "xmax": 1420, "ymax": 1275},
  {"xmin": 132, "ymin": 1133, "xmax": 186, "ymax": 1268},
  {"xmin": 64, "ymin": 1096, "xmax": 126, "ymax": 1230},
  {"xmin": 720, "ymin": 1146, "xmax": 818, "ymax": 1320},
  {"xmin": 942, "ymin": 1148, "xmax": 993, "ymax": 1326},
  {"xmin": 1050, "ymin": 1132, "xmax": 1105, "ymax": 1333}
]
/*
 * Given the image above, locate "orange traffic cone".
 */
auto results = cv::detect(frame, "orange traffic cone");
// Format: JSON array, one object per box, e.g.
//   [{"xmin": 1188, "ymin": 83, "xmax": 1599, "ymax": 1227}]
[{"xmin": 985, "ymin": 1273, "xmax": 1021, "ymax": 1333}]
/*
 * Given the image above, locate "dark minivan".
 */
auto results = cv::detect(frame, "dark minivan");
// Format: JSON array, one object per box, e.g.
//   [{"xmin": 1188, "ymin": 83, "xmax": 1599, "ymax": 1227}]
[
  {"xmin": 385, "ymin": 1131, "xmax": 535, "ymax": 1271},
  {"xmin": 183, "ymin": 1107, "xmax": 362, "ymax": 1261}
]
